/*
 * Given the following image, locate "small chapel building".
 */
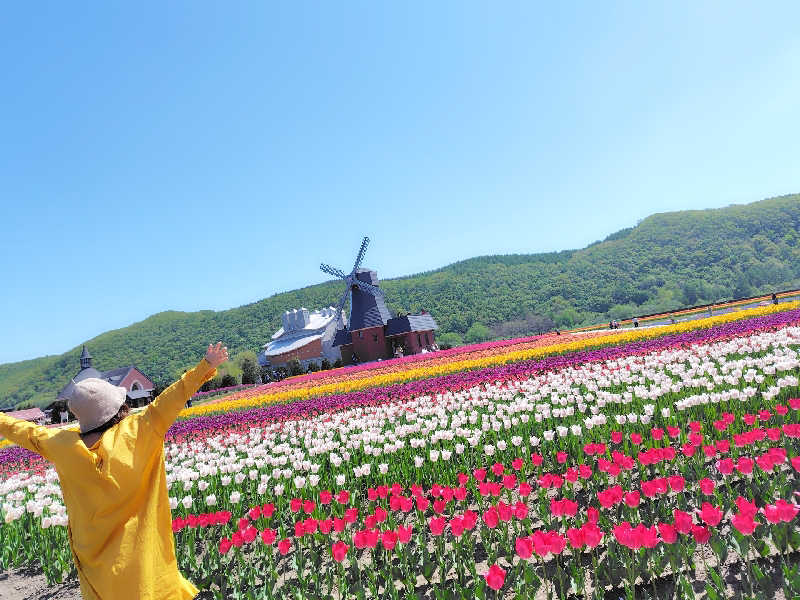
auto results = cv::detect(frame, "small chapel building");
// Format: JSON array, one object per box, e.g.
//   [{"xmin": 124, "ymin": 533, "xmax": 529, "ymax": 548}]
[{"xmin": 50, "ymin": 346, "xmax": 156, "ymax": 422}]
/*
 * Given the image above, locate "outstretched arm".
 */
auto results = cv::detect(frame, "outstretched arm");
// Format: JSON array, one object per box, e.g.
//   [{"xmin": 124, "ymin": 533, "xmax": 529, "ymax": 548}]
[
  {"xmin": 0, "ymin": 414, "xmax": 58, "ymax": 461},
  {"xmin": 144, "ymin": 342, "xmax": 229, "ymax": 436}
]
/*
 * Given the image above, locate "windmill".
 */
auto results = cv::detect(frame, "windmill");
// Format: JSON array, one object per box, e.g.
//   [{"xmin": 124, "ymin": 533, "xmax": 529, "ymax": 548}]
[{"xmin": 320, "ymin": 236, "xmax": 385, "ymax": 331}]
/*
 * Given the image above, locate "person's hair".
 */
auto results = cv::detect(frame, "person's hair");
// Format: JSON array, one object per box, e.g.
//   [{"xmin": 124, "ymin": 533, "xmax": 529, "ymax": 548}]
[{"xmin": 80, "ymin": 404, "xmax": 131, "ymax": 438}]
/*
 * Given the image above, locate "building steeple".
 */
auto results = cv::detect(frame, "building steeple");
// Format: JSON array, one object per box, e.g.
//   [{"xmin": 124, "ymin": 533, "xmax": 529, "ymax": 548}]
[{"xmin": 80, "ymin": 345, "xmax": 93, "ymax": 370}]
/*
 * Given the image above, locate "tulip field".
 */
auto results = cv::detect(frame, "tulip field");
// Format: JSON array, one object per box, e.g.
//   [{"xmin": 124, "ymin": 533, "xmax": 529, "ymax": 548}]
[{"xmin": 3, "ymin": 303, "xmax": 800, "ymax": 599}]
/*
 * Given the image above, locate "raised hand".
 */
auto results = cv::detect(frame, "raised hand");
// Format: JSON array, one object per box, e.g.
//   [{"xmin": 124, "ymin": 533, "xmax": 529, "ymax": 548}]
[{"xmin": 204, "ymin": 342, "xmax": 229, "ymax": 368}]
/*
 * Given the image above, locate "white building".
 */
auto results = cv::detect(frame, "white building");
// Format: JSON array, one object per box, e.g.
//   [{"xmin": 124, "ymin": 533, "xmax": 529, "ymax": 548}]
[{"xmin": 258, "ymin": 307, "xmax": 344, "ymax": 370}]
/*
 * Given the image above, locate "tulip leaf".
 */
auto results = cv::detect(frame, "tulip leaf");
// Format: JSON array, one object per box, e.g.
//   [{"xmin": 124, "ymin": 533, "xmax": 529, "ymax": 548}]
[
  {"xmin": 705, "ymin": 583, "xmax": 721, "ymax": 600},
  {"xmin": 709, "ymin": 568, "xmax": 725, "ymax": 593}
]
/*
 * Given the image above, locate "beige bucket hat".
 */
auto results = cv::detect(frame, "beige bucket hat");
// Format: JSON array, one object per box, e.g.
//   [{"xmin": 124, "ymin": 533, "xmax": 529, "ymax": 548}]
[{"xmin": 67, "ymin": 378, "xmax": 127, "ymax": 434}]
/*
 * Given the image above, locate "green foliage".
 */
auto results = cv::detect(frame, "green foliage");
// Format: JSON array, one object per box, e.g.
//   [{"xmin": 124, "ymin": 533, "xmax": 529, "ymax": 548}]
[
  {"xmin": 437, "ymin": 332, "xmax": 463, "ymax": 349},
  {"xmin": 287, "ymin": 360, "xmax": 303, "ymax": 377},
  {"xmin": 220, "ymin": 373, "xmax": 238, "ymax": 387},
  {"xmin": 464, "ymin": 322, "xmax": 491, "ymax": 344},
  {"xmin": 237, "ymin": 352, "xmax": 259, "ymax": 385},
  {"xmin": 320, "ymin": 359, "xmax": 332, "ymax": 371},
  {"xmin": 2, "ymin": 193, "xmax": 800, "ymax": 407}
]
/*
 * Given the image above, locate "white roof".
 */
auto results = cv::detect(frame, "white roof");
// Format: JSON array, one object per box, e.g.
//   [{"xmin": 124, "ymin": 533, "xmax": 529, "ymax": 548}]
[
  {"xmin": 264, "ymin": 334, "xmax": 323, "ymax": 356},
  {"xmin": 271, "ymin": 308, "xmax": 339, "ymax": 340}
]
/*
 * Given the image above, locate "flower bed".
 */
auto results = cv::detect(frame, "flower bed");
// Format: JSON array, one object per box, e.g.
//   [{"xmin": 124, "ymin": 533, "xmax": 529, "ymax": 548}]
[{"xmin": 2, "ymin": 306, "xmax": 800, "ymax": 598}]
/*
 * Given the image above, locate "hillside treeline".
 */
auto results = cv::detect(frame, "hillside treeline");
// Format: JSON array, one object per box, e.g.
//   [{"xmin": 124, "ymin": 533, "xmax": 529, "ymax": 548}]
[{"xmin": 2, "ymin": 194, "xmax": 799, "ymax": 408}]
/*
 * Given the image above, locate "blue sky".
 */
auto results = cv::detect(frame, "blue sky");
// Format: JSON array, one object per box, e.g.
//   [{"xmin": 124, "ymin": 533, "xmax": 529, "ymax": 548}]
[{"xmin": 1, "ymin": 2, "xmax": 799, "ymax": 364}]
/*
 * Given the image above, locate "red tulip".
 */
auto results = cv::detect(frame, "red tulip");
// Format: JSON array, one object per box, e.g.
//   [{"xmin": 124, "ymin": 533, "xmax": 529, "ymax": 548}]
[
  {"xmin": 261, "ymin": 528, "xmax": 276, "ymax": 545},
  {"xmin": 429, "ymin": 516, "xmax": 446, "ymax": 536},
  {"xmin": 567, "ymin": 527, "xmax": 585, "ymax": 549},
  {"xmin": 735, "ymin": 496, "xmax": 758, "ymax": 518},
  {"xmin": 381, "ymin": 530, "xmax": 398, "ymax": 551},
  {"xmin": 242, "ymin": 525, "xmax": 258, "ymax": 543},
  {"xmin": 736, "ymin": 457, "xmax": 754, "ymax": 474},
  {"xmin": 515, "ymin": 536, "xmax": 533, "ymax": 559},
  {"xmin": 462, "ymin": 510, "xmax": 478, "ymax": 530},
  {"xmin": 218, "ymin": 538, "xmax": 232, "ymax": 554},
  {"xmin": 397, "ymin": 524, "xmax": 413, "ymax": 543},
  {"xmin": 319, "ymin": 490, "xmax": 332, "ymax": 505},
  {"xmin": 473, "ymin": 468, "xmax": 487, "ymax": 481},
  {"xmin": 658, "ymin": 523, "xmax": 677, "ymax": 544},
  {"xmin": 673, "ymin": 509, "xmax": 693, "ymax": 534},
  {"xmin": 624, "ymin": 491, "xmax": 640, "ymax": 508},
  {"xmin": 556, "ymin": 452, "xmax": 568, "ymax": 464},
  {"xmin": 336, "ymin": 490, "xmax": 350, "ymax": 504},
  {"xmin": 278, "ymin": 538, "xmax": 292, "ymax": 555},
  {"xmin": 731, "ymin": 513, "xmax": 759, "ymax": 535},
  {"xmin": 484, "ymin": 564, "xmax": 506, "ymax": 591},
  {"xmin": 699, "ymin": 478, "xmax": 715, "ymax": 495},
  {"xmin": 582, "ymin": 522, "xmax": 604, "ymax": 547},
  {"xmin": 483, "ymin": 507, "xmax": 499, "ymax": 529},
  {"xmin": 518, "ymin": 482, "xmax": 532, "ymax": 496},
  {"xmin": 332, "ymin": 541, "xmax": 349, "ymax": 562},
  {"xmin": 699, "ymin": 502, "xmax": 722, "ymax": 527},
  {"xmin": 717, "ymin": 458, "xmax": 734, "ymax": 475},
  {"xmin": 344, "ymin": 507, "xmax": 359, "ymax": 523},
  {"xmin": 511, "ymin": 457, "xmax": 524, "ymax": 470},
  {"xmin": 232, "ymin": 531, "xmax": 244, "ymax": 547},
  {"xmin": 248, "ymin": 506, "xmax": 261, "ymax": 520},
  {"xmin": 691, "ymin": 525, "xmax": 711, "ymax": 544},
  {"xmin": 611, "ymin": 431, "xmax": 623, "ymax": 444},
  {"xmin": 290, "ymin": 498, "xmax": 302, "ymax": 513},
  {"xmin": 262, "ymin": 503, "xmax": 275, "ymax": 518}
]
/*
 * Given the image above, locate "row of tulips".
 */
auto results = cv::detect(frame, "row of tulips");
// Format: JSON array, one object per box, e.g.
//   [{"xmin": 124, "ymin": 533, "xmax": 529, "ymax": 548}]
[
  {"xmin": 179, "ymin": 302, "xmax": 797, "ymax": 418},
  {"xmin": 2, "ymin": 309, "xmax": 800, "ymax": 597}
]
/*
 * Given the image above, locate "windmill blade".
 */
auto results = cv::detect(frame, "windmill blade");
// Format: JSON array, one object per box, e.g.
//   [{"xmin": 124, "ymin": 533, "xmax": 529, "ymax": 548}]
[
  {"xmin": 320, "ymin": 263, "xmax": 348, "ymax": 280},
  {"xmin": 335, "ymin": 289, "xmax": 348, "ymax": 329},
  {"xmin": 352, "ymin": 278, "xmax": 384, "ymax": 297},
  {"xmin": 352, "ymin": 236, "xmax": 370, "ymax": 273}
]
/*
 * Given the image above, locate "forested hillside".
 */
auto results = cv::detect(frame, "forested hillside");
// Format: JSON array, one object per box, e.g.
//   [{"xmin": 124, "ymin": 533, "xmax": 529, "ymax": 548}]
[{"xmin": 2, "ymin": 194, "xmax": 799, "ymax": 408}]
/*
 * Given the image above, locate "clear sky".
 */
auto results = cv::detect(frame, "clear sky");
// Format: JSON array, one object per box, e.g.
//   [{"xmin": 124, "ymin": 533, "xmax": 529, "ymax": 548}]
[{"xmin": 2, "ymin": 2, "xmax": 799, "ymax": 365}]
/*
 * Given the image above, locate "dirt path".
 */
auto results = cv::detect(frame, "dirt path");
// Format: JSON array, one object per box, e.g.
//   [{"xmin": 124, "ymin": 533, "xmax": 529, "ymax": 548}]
[{"xmin": 0, "ymin": 569, "xmax": 80, "ymax": 600}]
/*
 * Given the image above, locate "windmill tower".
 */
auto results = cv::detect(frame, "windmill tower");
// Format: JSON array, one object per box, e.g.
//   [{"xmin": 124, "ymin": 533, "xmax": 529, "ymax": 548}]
[{"xmin": 321, "ymin": 237, "xmax": 392, "ymax": 362}]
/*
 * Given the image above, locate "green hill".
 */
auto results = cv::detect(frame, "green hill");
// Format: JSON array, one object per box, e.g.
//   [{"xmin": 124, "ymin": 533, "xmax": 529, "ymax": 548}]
[{"xmin": 2, "ymin": 193, "xmax": 800, "ymax": 408}]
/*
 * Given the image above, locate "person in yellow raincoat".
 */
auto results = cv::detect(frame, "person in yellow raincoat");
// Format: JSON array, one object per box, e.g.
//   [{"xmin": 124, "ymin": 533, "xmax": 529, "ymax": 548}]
[{"xmin": 0, "ymin": 342, "xmax": 229, "ymax": 599}]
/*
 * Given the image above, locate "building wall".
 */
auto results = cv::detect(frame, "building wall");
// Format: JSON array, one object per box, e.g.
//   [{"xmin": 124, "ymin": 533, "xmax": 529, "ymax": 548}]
[
  {"xmin": 267, "ymin": 337, "xmax": 324, "ymax": 367},
  {"xmin": 338, "ymin": 344, "xmax": 354, "ymax": 365},
  {"xmin": 120, "ymin": 369, "xmax": 154, "ymax": 392},
  {"xmin": 350, "ymin": 326, "xmax": 389, "ymax": 363},
  {"xmin": 402, "ymin": 329, "xmax": 435, "ymax": 355}
]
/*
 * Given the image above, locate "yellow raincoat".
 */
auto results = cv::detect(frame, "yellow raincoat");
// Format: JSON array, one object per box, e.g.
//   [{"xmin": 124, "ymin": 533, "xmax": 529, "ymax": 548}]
[{"xmin": 0, "ymin": 359, "xmax": 216, "ymax": 599}]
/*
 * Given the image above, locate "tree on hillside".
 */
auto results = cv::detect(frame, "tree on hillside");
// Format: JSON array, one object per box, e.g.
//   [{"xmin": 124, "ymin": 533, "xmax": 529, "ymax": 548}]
[
  {"xmin": 437, "ymin": 332, "xmax": 463, "ymax": 349},
  {"xmin": 465, "ymin": 322, "xmax": 491, "ymax": 344},
  {"xmin": 220, "ymin": 373, "xmax": 238, "ymax": 388},
  {"xmin": 235, "ymin": 351, "xmax": 260, "ymax": 385}
]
